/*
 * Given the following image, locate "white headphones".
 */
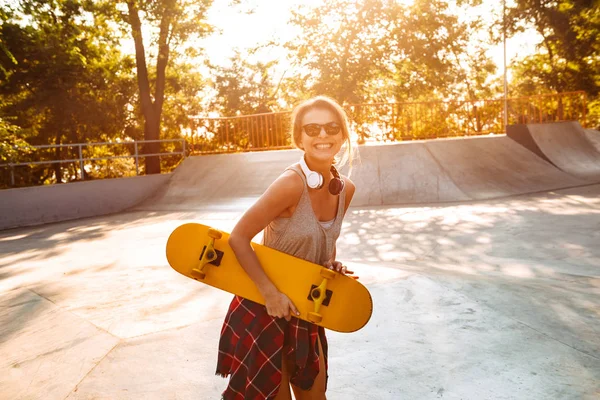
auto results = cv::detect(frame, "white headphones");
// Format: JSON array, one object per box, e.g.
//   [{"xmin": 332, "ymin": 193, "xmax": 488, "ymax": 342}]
[
  {"xmin": 300, "ymin": 157, "xmax": 324, "ymax": 189},
  {"xmin": 299, "ymin": 157, "xmax": 345, "ymax": 195}
]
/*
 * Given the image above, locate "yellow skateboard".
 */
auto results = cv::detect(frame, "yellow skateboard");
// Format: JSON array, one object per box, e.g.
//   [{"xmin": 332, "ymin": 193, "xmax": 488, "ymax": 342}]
[{"xmin": 166, "ymin": 223, "xmax": 373, "ymax": 333}]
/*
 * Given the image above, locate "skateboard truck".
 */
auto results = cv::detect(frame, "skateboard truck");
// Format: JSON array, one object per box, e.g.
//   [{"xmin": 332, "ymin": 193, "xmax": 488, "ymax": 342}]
[
  {"xmin": 191, "ymin": 228, "xmax": 223, "ymax": 280},
  {"xmin": 307, "ymin": 268, "xmax": 336, "ymax": 323}
]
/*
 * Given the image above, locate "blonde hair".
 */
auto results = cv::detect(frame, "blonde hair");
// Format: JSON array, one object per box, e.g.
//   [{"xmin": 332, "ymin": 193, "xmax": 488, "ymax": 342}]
[{"xmin": 290, "ymin": 95, "xmax": 355, "ymax": 174}]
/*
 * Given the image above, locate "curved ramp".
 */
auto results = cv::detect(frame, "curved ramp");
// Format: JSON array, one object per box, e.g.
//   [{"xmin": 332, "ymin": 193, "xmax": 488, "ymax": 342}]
[
  {"xmin": 508, "ymin": 122, "xmax": 600, "ymax": 181},
  {"xmin": 137, "ymin": 132, "xmax": 591, "ymax": 210},
  {"xmin": 139, "ymin": 142, "xmax": 470, "ymax": 210},
  {"xmin": 584, "ymin": 128, "xmax": 600, "ymax": 153},
  {"xmin": 424, "ymin": 135, "xmax": 586, "ymax": 200},
  {"xmin": 136, "ymin": 149, "xmax": 302, "ymax": 212},
  {"xmin": 347, "ymin": 144, "xmax": 469, "ymax": 206}
]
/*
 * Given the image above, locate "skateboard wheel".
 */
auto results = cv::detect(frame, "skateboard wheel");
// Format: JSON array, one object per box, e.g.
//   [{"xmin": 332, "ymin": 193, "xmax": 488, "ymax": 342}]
[
  {"xmin": 307, "ymin": 312, "xmax": 322, "ymax": 323},
  {"xmin": 191, "ymin": 270, "xmax": 206, "ymax": 280},
  {"xmin": 320, "ymin": 268, "xmax": 336, "ymax": 280},
  {"xmin": 208, "ymin": 228, "xmax": 223, "ymax": 240}
]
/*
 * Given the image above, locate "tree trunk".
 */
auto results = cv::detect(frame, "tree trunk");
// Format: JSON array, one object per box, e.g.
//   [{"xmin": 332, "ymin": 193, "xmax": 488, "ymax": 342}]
[
  {"xmin": 127, "ymin": 1, "xmax": 162, "ymax": 174},
  {"xmin": 144, "ymin": 112, "xmax": 161, "ymax": 174}
]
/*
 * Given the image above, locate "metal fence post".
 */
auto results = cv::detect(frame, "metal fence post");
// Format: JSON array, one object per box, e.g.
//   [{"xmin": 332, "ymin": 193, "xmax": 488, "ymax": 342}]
[
  {"xmin": 134, "ymin": 141, "xmax": 139, "ymax": 175},
  {"xmin": 10, "ymin": 146, "xmax": 16, "ymax": 186},
  {"xmin": 78, "ymin": 144, "xmax": 85, "ymax": 180}
]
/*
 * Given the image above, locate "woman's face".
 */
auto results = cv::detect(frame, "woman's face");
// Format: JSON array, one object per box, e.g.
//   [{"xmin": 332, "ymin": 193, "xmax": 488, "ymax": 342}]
[{"xmin": 299, "ymin": 107, "xmax": 344, "ymax": 163}]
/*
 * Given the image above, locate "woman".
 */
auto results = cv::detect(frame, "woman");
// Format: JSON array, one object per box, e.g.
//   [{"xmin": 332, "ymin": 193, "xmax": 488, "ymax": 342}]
[{"xmin": 216, "ymin": 96, "xmax": 356, "ymax": 400}]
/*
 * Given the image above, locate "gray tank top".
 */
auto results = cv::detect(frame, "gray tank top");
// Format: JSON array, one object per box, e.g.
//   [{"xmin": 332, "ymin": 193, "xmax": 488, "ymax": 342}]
[{"xmin": 261, "ymin": 164, "xmax": 346, "ymax": 266}]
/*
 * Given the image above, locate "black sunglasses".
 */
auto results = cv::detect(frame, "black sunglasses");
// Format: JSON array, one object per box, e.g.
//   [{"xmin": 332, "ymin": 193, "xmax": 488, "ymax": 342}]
[{"xmin": 302, "ymin": 122, "xmax": 342, "ymax": 137}]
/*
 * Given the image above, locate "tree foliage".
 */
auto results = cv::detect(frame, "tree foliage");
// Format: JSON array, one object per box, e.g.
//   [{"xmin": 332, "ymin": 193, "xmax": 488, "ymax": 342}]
[
  {"xmin": 506, "ymin": 0, "xmax": 600, "ymax": 96},
  {"xmin": 283, "ymin": 0, "xmax": 497, "ymax": 141},
  {"xmin": 1, "ymin": 0, "xmax": 599, "ymax": 187},
  {"xmin": 209, "ymin": 50, "xmax": 280, "ymax": 116},
  {"xmin": 505, "ymin": 0, "xmax": 600, "ymax": 127},
  {"xmin": 285, "ymin": 0, "xmax": 495, "ymax": 104},
  {"xmin": 106, "ymin": 0, "xmax": 213, "ymax": 174},
  {"xmin": 0, "ymin": 0, "xmax": 135, "ymax": 185}
]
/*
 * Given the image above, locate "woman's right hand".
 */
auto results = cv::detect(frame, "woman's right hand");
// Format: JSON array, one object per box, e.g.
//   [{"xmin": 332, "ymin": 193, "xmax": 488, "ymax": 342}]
[{"xmin": 264, "ymin": 291, "xmax": 300, "ymax": 321}]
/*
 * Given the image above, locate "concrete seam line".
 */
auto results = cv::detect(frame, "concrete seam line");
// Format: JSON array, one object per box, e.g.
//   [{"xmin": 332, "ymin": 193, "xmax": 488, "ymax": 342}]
[
  {"xmin": 512, "ymin": 318, "xmax": 600, "ymax": 361},
  {"xmin": 423, "ymin": 143, "xmax": 470, "ymax": 200},
  {"xmin": 26, "ymin": 287, "xmax": 118, "ymax": 339},
  {"xmin": 63, "ymin": 341, "xmax": 122, "ymax": 400}
]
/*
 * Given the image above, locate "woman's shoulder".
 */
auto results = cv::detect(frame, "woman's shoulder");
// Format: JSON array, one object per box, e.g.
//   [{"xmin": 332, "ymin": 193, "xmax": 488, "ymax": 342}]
[
  {"xmin": 264, "ymin": 166, "xmax": 304, "ymax": 201},
  {"xmin": 343, "ymin": 175, "xmax": 356, "ymax": 196},
  {"xmin": 342, "ymin": 175, "xmax": 356, "ymax": 212},
  {"xmin": 281, "ymin": 166, "xmax": 304, "ymax": 185}
]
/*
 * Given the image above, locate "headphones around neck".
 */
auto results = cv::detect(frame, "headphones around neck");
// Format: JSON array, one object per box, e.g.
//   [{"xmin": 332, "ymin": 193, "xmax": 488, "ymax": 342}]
[{"xmin": 299, "ymin": 157, "xmax": 345, "ymax": 195}]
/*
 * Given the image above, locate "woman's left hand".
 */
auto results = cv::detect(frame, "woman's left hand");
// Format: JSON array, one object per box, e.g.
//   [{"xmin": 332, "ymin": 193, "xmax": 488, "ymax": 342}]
[{"xmin": 324, "ymin": 260, "xmax": 358, "ymax": 279}]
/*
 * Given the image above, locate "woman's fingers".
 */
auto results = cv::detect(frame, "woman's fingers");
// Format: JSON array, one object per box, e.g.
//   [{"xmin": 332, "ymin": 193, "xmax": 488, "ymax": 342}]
[
  {"xmin": 266, "ymin": 294, "xmax": 300, "ymax": 321},
  {"xmin": 332, "ymin": 262, "xmax": 354, "ymax": 275},
  {"xmin": 288, "ymin": 299, "xmax": 300, "ymax": 317},
  {"xmin": 283, "ymin": 298, "xmax": 299, "ymax": 321}
]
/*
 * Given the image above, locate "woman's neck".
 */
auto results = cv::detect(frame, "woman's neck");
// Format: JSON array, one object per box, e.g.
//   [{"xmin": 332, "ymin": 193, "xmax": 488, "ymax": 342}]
[{"xmin": 304, "ymin": 156, "xmax": 333, "ymax": 181}]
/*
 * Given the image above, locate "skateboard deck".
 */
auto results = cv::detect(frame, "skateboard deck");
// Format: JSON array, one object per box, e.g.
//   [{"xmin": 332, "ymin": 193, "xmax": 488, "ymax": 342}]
[{"xmin": 166, "ymin": 223, "xmax": 372, "ymax": 333}]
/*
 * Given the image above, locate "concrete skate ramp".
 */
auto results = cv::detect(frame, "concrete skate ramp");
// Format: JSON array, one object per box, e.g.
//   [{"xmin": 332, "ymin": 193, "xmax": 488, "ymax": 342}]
[
  {"xmin": 345, "ymin": 144, "xmax": 469, "ymax": 205},
  {"xmin": 584, "ymin": 128, "xmax": 600, "ymax": 153},
  {"xmin": 424, "ymin": 135, "xmax": 586, "ymax": 200},
  {"xmin": 136, "ymin": 149, "xmax": 303, "ymax": 211},
  {"xmin": 137, "ymin": 133, "xmax": 590, "ymax": 210},
  {"xmin": 508, "ymin": 122, "xmax": 600, "ymax": 181},
  {"xmin": 138, "ymin": 142, "xmax": 468, "ymax": 210}
]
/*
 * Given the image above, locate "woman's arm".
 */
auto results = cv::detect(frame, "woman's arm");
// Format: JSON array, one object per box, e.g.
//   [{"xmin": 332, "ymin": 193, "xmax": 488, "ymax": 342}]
[{"xmin": 228, "ymin": 170, "xmax": 303, "ymax": 320}]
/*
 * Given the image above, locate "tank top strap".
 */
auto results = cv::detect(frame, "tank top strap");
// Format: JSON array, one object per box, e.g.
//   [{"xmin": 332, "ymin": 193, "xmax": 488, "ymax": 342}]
[
  {"xmin": 284, "ymin": 163, "xmax": 306, "ymax": 186},
  {"xmin": 283, "ymin": 164, "xmax": 313, "ymax": 221}
]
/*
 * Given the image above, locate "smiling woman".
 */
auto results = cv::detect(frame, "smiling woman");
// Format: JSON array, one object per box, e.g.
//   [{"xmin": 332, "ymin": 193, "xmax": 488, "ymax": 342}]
[
  {"xmin": 291, "ymin": 96, "xmax": 354, "ymax": 174},
  {"xmin": 216, "ymin": 96, "xmax": 357, "ymax": 400}
]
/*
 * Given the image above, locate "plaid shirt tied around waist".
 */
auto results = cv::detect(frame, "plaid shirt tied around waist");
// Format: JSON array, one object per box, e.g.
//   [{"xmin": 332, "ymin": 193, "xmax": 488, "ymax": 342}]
[{"xmin": 216, "ymin": 296, "xmax": 328, "ymax": 400}]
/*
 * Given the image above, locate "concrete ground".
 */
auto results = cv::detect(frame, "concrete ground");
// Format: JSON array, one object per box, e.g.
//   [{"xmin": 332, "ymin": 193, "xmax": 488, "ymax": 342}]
[{"xmin": 1, "ymin": 185, "xmax": 600, "ymax": 400}]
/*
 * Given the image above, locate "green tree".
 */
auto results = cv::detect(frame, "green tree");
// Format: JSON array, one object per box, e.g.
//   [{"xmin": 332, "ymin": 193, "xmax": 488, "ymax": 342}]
[
  {"xmin": 286, "ymin": 0, "xmax": 391, "ymax": 104},
  {"xmin": 0, "ymin": 0, "xmax": 135, "ymax": 185},
  {"xmin": 506, "ymin": 0, "xmax": 600, "ymax": 96},
  {"xmin": 159, "ymin": 59, "xmax": 207, "ymax": 170},
  {"xmin": 284, "ymin": 0, "xmax": 494, "ymax": 141},
  {"xmin": 209, "ymin": 50, "xmax": 279, "ymax": 116},
  {"xmin": 110, "ymin": 0, "xmax": 213, "ymax": 174}
]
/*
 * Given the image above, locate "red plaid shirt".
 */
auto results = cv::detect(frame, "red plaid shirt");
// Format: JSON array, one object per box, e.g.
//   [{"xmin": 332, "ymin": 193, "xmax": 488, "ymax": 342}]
[{"xmin": 216, "ymin": 296, "xmax": 328, "ymax": 400}]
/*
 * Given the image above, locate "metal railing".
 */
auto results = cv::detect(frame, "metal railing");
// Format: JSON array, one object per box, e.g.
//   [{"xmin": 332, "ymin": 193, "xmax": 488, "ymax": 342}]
[
  {"xmin": 188, "ymin": 91, "xmax": 587, "ymax": 149},
  {"xmin": 188, "ymin": 111, "xmax": 293, "ymax": 154},
  {"xmin": 1, "ymin": 139, "xmax": 185, "ymax": 187},
  {"xmin": 345, "ymin": 91, "xmax": 587, "ymax": 141},
  {"xmin": 1, "ymin": 92, "xmax": 587, "ymax": 187}
]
